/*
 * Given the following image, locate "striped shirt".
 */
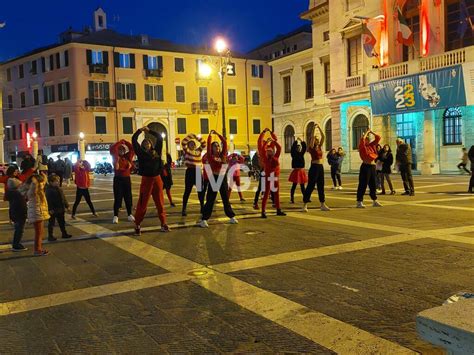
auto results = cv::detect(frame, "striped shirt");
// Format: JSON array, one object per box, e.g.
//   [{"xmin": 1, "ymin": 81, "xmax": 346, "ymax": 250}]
[{"xmin": 182, "ymin": 134, "xmax": 206, "ymax": 168}]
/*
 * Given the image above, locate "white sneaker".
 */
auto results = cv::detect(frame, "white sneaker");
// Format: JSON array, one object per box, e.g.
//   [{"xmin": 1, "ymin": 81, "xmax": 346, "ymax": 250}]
[
  {"xmin": 338, "ymin": 186, "xmax": 343, "ymax": 190},
  {"xmin": 373, "ymin": 200, "xmax": 383, "ymax": 207},
  {"xmin": 302, "ymin": 203, "xmax": 308, "ymax": 212},
  {"xmin": 356, "ymin": 201, "xmax": 366, "ymax": 208},
  {"xmin": 320, "ymin": 203, "xmax": 331, "ymax": 211},
  {"xmin": 229, "ymin": 217, "xmax": 239, "ymax": 224},
  {"xmin": 197, "ymin": 220, "xmax": 209, "ymax": 228},
  {"xmin": 112, "ymin": 216, "xmax": 119, "ymax": 224},
  {"xmin": 127, "ymin": 215, "xmax": 135, "ymax": 222},
  {"xmin": 331, "ymin": 186, "xmax": 337, "ymax": 190}
]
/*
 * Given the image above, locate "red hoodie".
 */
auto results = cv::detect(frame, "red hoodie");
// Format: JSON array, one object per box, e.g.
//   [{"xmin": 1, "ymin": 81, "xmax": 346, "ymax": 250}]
[
  {"xmin": 359, "ymin": 134, "xmax": 381, "ymax": 164},
  {"xmin": 110, "ymin": 140, "xmax": 135, "ymax": 177},
  {"xmin": 74, "ymin": 160, "xmax": 92, "ymax": 189}
]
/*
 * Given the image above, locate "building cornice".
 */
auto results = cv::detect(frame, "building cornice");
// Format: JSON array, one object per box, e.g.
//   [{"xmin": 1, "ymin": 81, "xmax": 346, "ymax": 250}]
[
  {"xmin": 300, "ymin": 1, "xmax": 329, "ymax": 21},
  {"xmin": 268, "ymin": 48, "xmax": 313, "ymax": 66}
]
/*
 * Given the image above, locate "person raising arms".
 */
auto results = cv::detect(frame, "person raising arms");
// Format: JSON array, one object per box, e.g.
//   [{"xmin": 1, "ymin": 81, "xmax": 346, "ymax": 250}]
[{"xmin": 288, "ymin": 138, "xmax": 307, "ymax": 203}]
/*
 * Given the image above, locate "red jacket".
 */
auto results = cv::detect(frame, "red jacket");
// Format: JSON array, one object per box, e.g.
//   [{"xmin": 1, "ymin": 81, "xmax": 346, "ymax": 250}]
[
  {"xmin": 258, "ymin": 131, "xmax": 281, "ymax": 176},
  {"xmin": 74, "ymin": 161, "xmax": 92, "ymax": 189},
  {"xmin": 227, "ymin": 153, "xmax": 244, "ymax": 177},
  {"xmin": 207, "ymin": 133, "xmax": 228, "ymax": 175},
  {"xmin": 359, "ymin": 134, "xmax": 381, "ymax": 163},
  {"xmin": 110, "ymin": 140, "xmax": 135, "ymax": 177}
]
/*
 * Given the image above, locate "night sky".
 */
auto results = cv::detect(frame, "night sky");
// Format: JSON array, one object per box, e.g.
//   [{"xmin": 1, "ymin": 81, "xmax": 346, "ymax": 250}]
[{"xmin": 0, "ymin": 0, "xmax": 308, "ymax": 62}]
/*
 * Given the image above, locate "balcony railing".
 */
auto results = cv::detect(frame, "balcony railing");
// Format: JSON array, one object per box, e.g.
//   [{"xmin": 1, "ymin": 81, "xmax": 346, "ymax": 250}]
[
  {"xmin": 345, "ymin": 74, "xmax": 365, "ymax": 89},
  {"xmin": 85, "ymin": 98, "xmax": 116, "ymax": 108},
  {"xmin": 379, "ymin": 62, "xmax": 408, "ymax": 80},
  {"xmin": 89, "ymin": 64, "xmax": 108, "ymax": 74},
  {"xmin": 144, "ymin": 68, "xmax": 163, "ymax": 78},
  {"xmin": 191, "ymin": 102, "xmax": 218, "ymax": 114},
  {"xmin": 420, "ymin": 48, "xmax": 466, "ymax": 72}
]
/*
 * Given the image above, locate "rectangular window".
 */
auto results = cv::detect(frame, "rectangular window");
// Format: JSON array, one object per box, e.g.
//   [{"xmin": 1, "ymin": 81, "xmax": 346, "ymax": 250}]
[
  {"xmin": 63, "ymin": 117, "xmax": 70, "ymax": 136},
  {"xmin": 63, "ymin": 50, "xmax": 69, "ymax": 67},
  {"xmin": 31, "ymin": 60, "xmax": 37, "ymax": 75},
  {"xmin": 199, "ymin": 87, "xmax": 208, "ymax": 104},
  {"xmin": 305, "ymin": 69, "xmax": 314, "ymax": 99},
  {"xmin": 347, "ymin": 36, "xmax": 362, "ymax": 76},
  {"xmin": 323, "ymin": 31, "xmax": 330, "ymax": 42},
  {"xmin": 324, "ymin": 62, "xmax": 331, "ymax": 94},
  {"xmin": 92, "ymin": 50, "xmax": 104, "ymax": 64},
  {"xmin": 25, "ymin": 123, "xmax": 29, "ymax": 135},
  {"xmin": 56, "ymin": 53, "xmax": 61, "ymax": 69},
  {"xmin": 19, "ymin": 124, "xmax": 23, "ymax": 139},
  {"xmin": 43, "ymin": 85, "xmax": 55, "ymax": 103},
  {"xmin": 253, "ymin": 119, "xmax": 261, "ymax": 134},
  {"xmin": 49, "ymin": 119, "xmax": 55, "ymax": 137},
  {"xmin": 251, "ymin": 64, "xmax": 264, "ymax": 78},
  {"xmin": 122, "ymin": 117, "xmax": 133, "ymax": 134},
  {"xmin": 177, "ymin": 117, "xmax": 186, "ymax": 134},
  {"xmin": 175, "ymin": 58, "xmax": 184, "ymax": 72},
  {"xmin": 228, "ymin": 88, "xmax": 236, "ymax": 105},
  {"xmin": 283, "ymin": 76, "xmax": 291, "ymax": 104},
  {"xmin": 116, "ymin": 83, "xmax": 136, "ymax": 100},
  {"xmin": 20, "ymin": 92, "xmax": 26, "ymax": 108},
  {"xmin": 12, "ymin": 125, "xmax": 16, "ymax": 140},
  {"xmin": 7, "ymin": 95, "xmax": 13, "ymax": 110},
  {"xmin": 58, "ymin": 82, "xmax": 70, "ymax": 101},
  {"xmin": 144, "ymin": 84, "xmax": 164, "ymax": 102},
  {"xmin": 5, "ymin": 127, "xmax": 10, "ymax": 141},
  {"xmin": 118, "ymin": 53, "xmax": 135, "ymax": 68},
  {"xmin": 89, "ymin": 81, "xmax": 110, "ymax": 99},
  {"xmin": 200, "ymin": 118, "xmax": 209, "ymax": 134},
  {"xmin": 147, "ymin": 56, "xmax": 163, "ymax": 70},
  {"xmin": 176, "ymin": 86, "xmax": 185, "ymax": 102},
  {"xmin": 35, "ymin": 121, "xmax": 41, "ymax": 137},
  {"xmin": 229, "ymin": 119, "xmax": 238, "ymax": 135},
  {"xmin": 19, "ymin": 64, "xmax": 24, "ymax": 79},
  {"xmin": 6, "ymin": 68, "xmax": 11, "ymax": 81},
  {"xmin": 33, "ymin": 89, "xmax": 39, "ymax": 106},
  {"xmin": 95, "ymin": 116, "xmax": 107, "ymax": 134},
  {"xmin": 49, "ymin": 54, "xmax": 54, "ymax": 71},
  {"xmin": 252, "ymin": 89, "xmax": 260, "ymax": 105}
]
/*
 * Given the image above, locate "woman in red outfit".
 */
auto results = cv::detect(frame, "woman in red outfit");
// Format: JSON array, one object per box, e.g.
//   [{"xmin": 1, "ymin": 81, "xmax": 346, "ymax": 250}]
[
  {"xmin": 302, "ymin": 124, "xmax": 330, "ymax": 212},
  {"xmin": 258, "ymin": 128, "xmax": 286, "ymax": 218},
  {"xmin": 110, "ymin": 139, "xmax": 135, "ymax": 224},
  {"xmin": 132, "ymin": 127, "xmax": 169, "ymax": 235},
  {"xmin": 227, "ymin": 152, "xmax": 245, "ymax": 202},
  {"xmin": 198, "ymin": 130, "xmax": 237, "ymax": 228}
]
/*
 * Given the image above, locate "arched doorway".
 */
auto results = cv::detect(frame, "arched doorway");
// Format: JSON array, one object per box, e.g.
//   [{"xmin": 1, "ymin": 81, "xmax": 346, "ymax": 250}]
[
  {"xmin": 284, "ymin": 125, "xmax": 295, "ymax": 153},
  {"xmin": 146, "ymin": 122, "xmax": 168, "ymax": 151},
  {"xmin": 324, "ymin": 119, "xmax": 332, "ymax": 151},
  {"xmin": 351, "ymin": 114, "xmax": 369, "ymax": 150}
]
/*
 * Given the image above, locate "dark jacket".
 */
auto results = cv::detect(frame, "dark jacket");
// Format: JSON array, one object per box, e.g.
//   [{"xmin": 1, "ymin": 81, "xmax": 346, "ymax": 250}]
[
  {"xmin": 5, "ymin": 178, "xmax": 27, "ymax": 222},
  {"xmin": 291, "ymin": 141, "xmax": 306, "ymax": 169},
  {"xmin": 20, "ymin": 157, "xmax": 35, "ymax": 172},
  {"xmin": 132, "ymin": 130, "xmax": 163, "ymax": 177},
  {"xmin": 378, "ymin": 151, "xmax": 394, "ymax": 174},
  {"xmin": 468, "ymin": 145, "xmax": 474, "ymax": 165},
  {"xmin": 45, "ymin": 185, "xmax": 69, "ymax": 215},
  {"xmin": 327, "ymin": 152, "xmax": 339, "ymax": 167},
  {"xmin": 396, "ymin": 143, "xmax": 412, "ymax": 165}
]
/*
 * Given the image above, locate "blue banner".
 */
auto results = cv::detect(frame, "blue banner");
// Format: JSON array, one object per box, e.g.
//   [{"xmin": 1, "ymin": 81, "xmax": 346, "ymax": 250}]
[{"xmin": 370, "ymin": 65, "xmax": 466, "ymax": 116}]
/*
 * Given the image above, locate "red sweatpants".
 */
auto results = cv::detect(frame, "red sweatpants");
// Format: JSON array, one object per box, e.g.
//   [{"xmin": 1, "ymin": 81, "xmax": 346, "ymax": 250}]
[
  {"xmin": 134, "ymin": 176, "xmax": 167, "ymax": 226},
  {"xmin": 262, "ymin": 173, "xmax": 280, "ymax": 212}
]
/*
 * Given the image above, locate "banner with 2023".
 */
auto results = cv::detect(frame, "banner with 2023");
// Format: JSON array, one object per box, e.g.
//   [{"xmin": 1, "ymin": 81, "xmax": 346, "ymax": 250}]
[{"xmin": 370, "ymin": 65, "xmax": 466, "ymax": 116}]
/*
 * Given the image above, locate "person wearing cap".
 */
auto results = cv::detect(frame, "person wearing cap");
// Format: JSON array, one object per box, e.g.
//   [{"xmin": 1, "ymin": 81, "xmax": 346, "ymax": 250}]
[{"xmin": 110, "ymin": 139, "xmax": 135, "ymax": 224}]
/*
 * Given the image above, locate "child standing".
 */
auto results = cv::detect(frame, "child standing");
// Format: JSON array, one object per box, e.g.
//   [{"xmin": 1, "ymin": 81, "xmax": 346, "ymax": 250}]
[
  {"xmin": 71, "ymin": 159, "xmax": 97, "ymax": 219},
  {"xmin": 5, "ymin": 166, "xmax": 28, "ymax": 251},
  {"xmin": 161, "ymin": 153, "xmax": 175, "ymax": 207},
  {"xmin": 227, "ymin": 152, "xmax": 246, "ymax": 202},
  {"xmin": 327, "ymin": 148, "xmax": 340, "ymax": 190},
  {"xmin": 46, "ymin": 174, "xmax": 72, "ymax": 241},
  {"xmin": 25, "ymin": 174, "xmax": 50, "ymax": 256}
]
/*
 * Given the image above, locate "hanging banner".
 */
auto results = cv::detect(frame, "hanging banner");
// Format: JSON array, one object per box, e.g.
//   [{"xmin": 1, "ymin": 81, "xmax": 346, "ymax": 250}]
[{"xmin": 370, "ymin": 65, "xmax": 466, "ymax": 116}]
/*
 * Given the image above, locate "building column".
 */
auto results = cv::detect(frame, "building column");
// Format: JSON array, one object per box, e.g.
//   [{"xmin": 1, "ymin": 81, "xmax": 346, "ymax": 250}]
[
  {"xmin": 330, "ymin": 103, "xmax": 342, "ymax": 149},
  {"xmin": 421, "ymin": 110, "xmax": 440, "ymax": 175},
  {"xmin": 167, "ymin": 113, "xmax": 177, "ymax": 160}
]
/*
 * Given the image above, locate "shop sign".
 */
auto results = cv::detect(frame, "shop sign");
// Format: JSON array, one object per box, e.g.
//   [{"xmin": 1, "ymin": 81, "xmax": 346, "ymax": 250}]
[
  {"xmin": 87, "ymin": 143, "xmax": 114, "ymax": 151},
  {"xmin": 370, "ymin": 65, "xmax": 466, "ymax": 116},
  {"xmin": 51, "ymin": 143, "xmax": 78, "ymax": 153}
]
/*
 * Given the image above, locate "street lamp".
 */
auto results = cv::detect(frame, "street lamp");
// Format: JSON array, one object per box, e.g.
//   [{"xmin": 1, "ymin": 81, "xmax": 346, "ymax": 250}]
[
  {"xmin": 31, "ymin": 132, "xmax": 39, "ymax": 159},
  {"xmin": 78, "ymin": 132, "xmax": 86, "ymax": 159}
]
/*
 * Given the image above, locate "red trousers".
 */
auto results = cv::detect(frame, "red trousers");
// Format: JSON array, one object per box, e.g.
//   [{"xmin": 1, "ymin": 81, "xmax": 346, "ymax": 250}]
[
  {"xmin": 134, "ymin": 176, "xmax": 167, "ymax": 226},
  {"xmin": 228, "ymin": 175, "xmax": 244, "ymax": 199},
  {"xmin": 33, "ymin": 220, "xmax": 44, "ymax": 253},
  {"xmin": 262, "ymin": 173, "xmax": 280, "ymax": 211}
]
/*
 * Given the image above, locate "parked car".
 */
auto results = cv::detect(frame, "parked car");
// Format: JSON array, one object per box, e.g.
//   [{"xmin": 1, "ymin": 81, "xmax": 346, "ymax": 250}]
[{"xmin": 94, "ymin": 162, "xmax": 113, "ymax": 176}]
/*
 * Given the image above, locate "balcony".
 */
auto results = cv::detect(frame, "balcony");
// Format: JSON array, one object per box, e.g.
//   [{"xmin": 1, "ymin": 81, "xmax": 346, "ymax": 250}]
[
  {"xmin": 144, "ymin": 68, "xmax": 163, "ymax": 78},
  {"xmin": 89, "ymin": 64, "xmax": 108, "ymax": 74},
  {"xmin": 85, "ymin": 98, "xmax": 116, "ymax": 108},
  {"xmin": 191, "ymin": 102, "xmax": 218, "ymax": 114},
  {"xmin": 373, "ymin": 47, "xmax": 474, "ymax": 82},
  {"xmin": 345, "ymin": 74, "xmax": 365, "ymax": 89}
]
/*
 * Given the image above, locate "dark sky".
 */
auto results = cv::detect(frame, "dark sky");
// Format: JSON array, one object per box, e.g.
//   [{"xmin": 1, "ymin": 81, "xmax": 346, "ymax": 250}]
[{"xmin": 0, "ymin": 0, "xmax": 308, "ymax": 62}]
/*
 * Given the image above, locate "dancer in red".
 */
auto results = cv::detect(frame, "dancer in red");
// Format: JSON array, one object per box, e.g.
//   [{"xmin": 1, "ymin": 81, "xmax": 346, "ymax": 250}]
[
  {"xmin": 161, "ymin": 153, "xmax": 175, "ymax": 207},
  {"xmin": 227, "ymin": 152, "xmax": 245, "ymax": 202},
  {"xmin": 132, "ymin": 127, "xmax": 169, "ymax": 235},
  {"xmin": 258, "ymin": 128, "xmax": 286, "ymax": 218}
]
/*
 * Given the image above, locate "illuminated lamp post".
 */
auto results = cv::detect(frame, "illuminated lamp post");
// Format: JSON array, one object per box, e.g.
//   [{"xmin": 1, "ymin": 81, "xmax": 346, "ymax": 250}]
[{"xmin": 78, "ymin": 132, "xmax": 86, "ymax": 159}]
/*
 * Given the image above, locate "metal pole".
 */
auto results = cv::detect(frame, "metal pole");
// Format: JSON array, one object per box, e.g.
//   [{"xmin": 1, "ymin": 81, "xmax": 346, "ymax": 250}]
[{"xmin": 220, "ymin": 57, "xmax": 227, "ymax": 139}]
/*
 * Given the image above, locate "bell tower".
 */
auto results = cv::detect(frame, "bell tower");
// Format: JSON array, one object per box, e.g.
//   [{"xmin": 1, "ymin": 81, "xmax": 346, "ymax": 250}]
[{"xmin": 93, "ymin": 7, "xmax": 107, "ymax": 32}]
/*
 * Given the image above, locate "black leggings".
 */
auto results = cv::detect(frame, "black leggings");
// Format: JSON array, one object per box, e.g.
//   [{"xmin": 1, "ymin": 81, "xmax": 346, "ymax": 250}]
[
  {"xmin": 457, "ymin": 163, "xmax": 470, "ymax": 174},
  {"xmin": 357, "ymin": 164, "xmax": 377, "ymax": 202},
  {"xmin": 330, "ymin": 166, "xmax": 341, "ymax": 187},
  {"xmin": 290, "ymin": 183, "xmax": 305, "ymax": 202},
  {"xmin": 182, "ymin": 167, "xmax": 205, "ymax": 211},
  {"xmin": 303, "ymin": 164, "xmax": 325, "ymax": 203},
  {"xmin": 113, "ymin": 176, "xmax": 133, "ymax": 216},
  {"xmin": 202, "ymin": 174, "xmax": 235, "ymax": 220},
  {"xmin": 380, "ymin": 173, "xmax": 394, "ymax": 193},
  {"xmin": 72, "ymin": 188, "xmax": 96, "ymax": 215},
  {"xmin": 48, "ymin": 213, "xmax": 68, "ymax": 237}
]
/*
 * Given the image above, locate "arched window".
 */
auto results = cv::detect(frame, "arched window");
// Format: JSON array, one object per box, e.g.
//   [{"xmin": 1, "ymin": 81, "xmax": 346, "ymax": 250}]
[
  {"xmin": 305, "ymin": 122, "xmax": 315, "ymax": 144},
  {"xmin": 324, "ymin": 119, "xmax": 332, "ymax": 151},
  {"xmin": 443, "ymin": 107, "xmax": 462, "ymax": 145},
  {"xmin": 352, "ymin": 114, "xmax": 369, "ymax": 150},
  {"xmin": 284, "ymin": 125, "xmax": 295, "ymax": 153}
]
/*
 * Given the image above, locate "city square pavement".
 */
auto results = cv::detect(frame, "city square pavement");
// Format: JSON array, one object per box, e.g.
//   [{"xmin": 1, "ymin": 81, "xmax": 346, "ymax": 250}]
[{"xmin": 0, "ymin": 169, "xmax": 473, "ymax": 353}]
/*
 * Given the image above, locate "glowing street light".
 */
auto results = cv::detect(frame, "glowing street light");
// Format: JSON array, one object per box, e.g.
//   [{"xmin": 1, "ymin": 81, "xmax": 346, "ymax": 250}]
[
  {"xmin": 31, "ymin": 131, "xmax": 38, "ymax": 139},
  {"xmin": 161, "ymin": 132, "xmax": 166, "ymax": 139},
  {"xmin": 78, "ymin": 132, "xmax": 86, "ymax": 159},
  {"xmin": 198, "ymin": 61, "xmax": 212, "ymax": 78},
  {"xmin": 215, "ymin": 38, "xmax": 227, "ymax": 54},
  {"xmin": 79, "ymin": 132, "xmax": 85, "ymax": 140},
  {"xmin": 230, "ymin": 134, "xmax": 234, "ymax": 141}
]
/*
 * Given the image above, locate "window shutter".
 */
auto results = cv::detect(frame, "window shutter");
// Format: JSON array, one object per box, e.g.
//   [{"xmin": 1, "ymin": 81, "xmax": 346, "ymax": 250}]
[
  {"xmin": 56, "ymin": 53, "xmax": 61, "ymax": 69},
  {"xmin": 144, "ymin": 85, "xmax": 150, "ymax": 101},
  {"xmin": 158, "ymin": 56, "xmax": 163, "ymax": 69},
  {"xmin": 103, "ymin": 51, "xmax": 109, "ymax": 66},
  {"xmin": 65, "ymin": 82, "xmax": 70, "ymax": 100},
  {"xmin": 49, "ymin": 55, "xmax": 54, "ymax": 70},
  {"xmin": 157, "ymin": 85, "xmax": 164, "ymax": 101},
  {"xmin": 51, "ymin": 86, "xmax": 55, "ymax": 102},
  {"xmin": 88, "ymin": 81, "xmax": 94, "ymax": 98},
  {"xmin": 114, "ymin": 52, "xmax": 120, "ymax": 67},
  {"xmin": 86, "ymin": 49, "xmax": 92, "ymax": 65},
  {"xmin": 41, "ymin": 57, "xmax": 46, "ymax": 72},
  {"xmin": 58, "ymin": 84, "xmax": 63, "ymax": 101},
  {"xmin": 104, "ymin": 82, "xmax": 110, "ymax": 99},
  {"xmin": 259, "ymin": 65, "xmax": 264, "ymax": 78},
  {"xmin": 116, "ymin": 83, "xmax": 123, "ymax": 100},
  {"xmin": 130, "ymin": 84, "xmax": 136, "ymax": 100},
  {"xmin": 143, "ymin": 55, "xmax": 148, "ymax": 70},
  {"xmin": 43, "ymin": 87, "xmax": 48, "ymax": 103},
  {"xmin": 64, "ymin": 50, "xmax": 69, "ymax": 67},
  {"xmin": 130, "ymin": 54, "xmax": 135, "ymax": 68}
]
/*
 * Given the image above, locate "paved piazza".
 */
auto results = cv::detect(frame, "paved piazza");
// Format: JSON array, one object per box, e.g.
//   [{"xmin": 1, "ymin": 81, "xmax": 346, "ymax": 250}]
[{"xmin": 0, "ymin": 170, "xmax": 473, "ymax": 353}]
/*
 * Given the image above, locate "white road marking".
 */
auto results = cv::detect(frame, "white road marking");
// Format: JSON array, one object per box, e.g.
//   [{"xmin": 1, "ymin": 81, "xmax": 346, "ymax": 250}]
[{"xmin": 330, "ymin": 282, "xmax": 360, "ymax": 293}]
